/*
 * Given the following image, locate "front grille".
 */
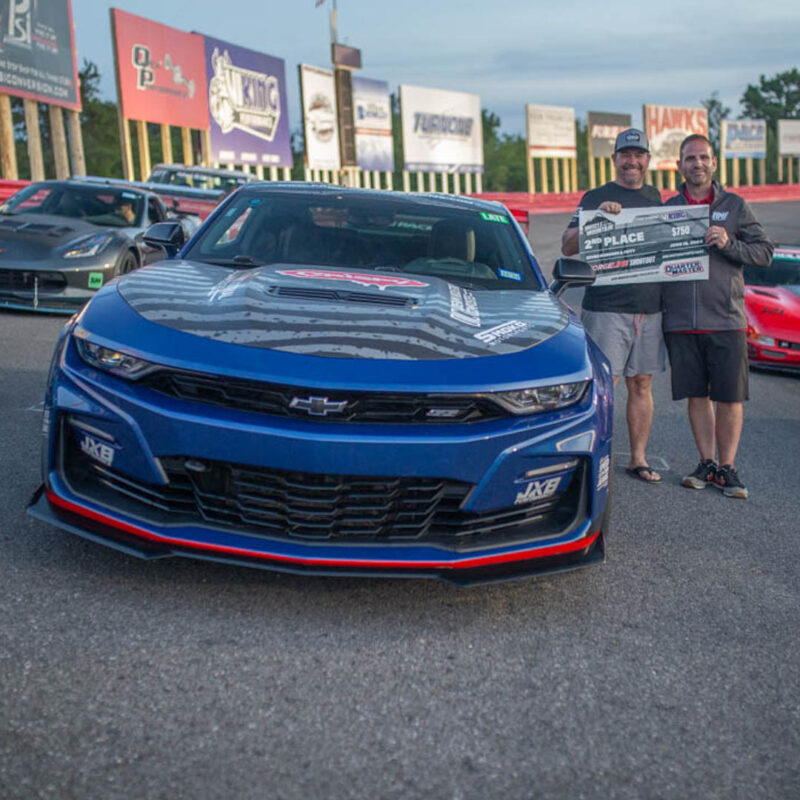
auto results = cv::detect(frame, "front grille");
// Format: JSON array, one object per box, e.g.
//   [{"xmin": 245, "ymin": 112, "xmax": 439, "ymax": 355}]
[
  {"xmin": 63, "ymin": 436, "xmax": 582, "ymax": 547},
  {"xmin": 142, "ymin": 370, "xmax": 505, "ymax": 424},
  {"xmin": 778, "ymin": 339, "xmax": 800, "ymax": 351},
  {"xmin": 0, "ymin": 269, "xmax": 67, "ymax": 291}
]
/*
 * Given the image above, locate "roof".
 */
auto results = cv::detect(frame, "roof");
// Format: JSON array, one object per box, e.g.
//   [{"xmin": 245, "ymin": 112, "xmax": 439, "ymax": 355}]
[{"xmin": 151, "ymin": 164, "xmax": 253, "ymax": 179}]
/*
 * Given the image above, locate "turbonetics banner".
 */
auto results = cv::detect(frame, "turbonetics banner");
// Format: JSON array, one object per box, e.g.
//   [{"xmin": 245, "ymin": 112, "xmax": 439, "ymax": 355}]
[
  {"xmin": 0, "ymin": 0, "xmax": 80, "ymax": 109},
  {"xmin": 203, "ymin": 36, "xmax": 292, "ymax": 168},
  {"xmin": 299, "ymin": 63, "xmax": 340, "ymax": 171},
  {"xmin": 352, "ymin": 76, "xmax": 394, "ymax": 172},
  {"xmin": 399, "ymin": 85, "xmax": 483, "ymax": 173}
]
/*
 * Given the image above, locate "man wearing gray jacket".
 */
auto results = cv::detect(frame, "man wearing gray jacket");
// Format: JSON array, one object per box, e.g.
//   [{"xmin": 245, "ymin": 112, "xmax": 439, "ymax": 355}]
[{"xmin": 663, "ymin": 134, "xmax": 773, "ymax": 499}]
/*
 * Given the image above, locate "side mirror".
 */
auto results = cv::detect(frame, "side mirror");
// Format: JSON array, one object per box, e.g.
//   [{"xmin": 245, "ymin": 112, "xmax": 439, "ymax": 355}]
[
  {"xmin": 143, "ymin": 221, "xmax": 186, "ymax": 258},
  {"xmin": 549, "ymin": 257, "xmax": 595, "ymax": 297}
]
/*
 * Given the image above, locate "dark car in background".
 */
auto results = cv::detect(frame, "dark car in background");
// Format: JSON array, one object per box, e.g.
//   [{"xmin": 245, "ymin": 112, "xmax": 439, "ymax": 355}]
[{"xmin": 147, "ymin": 164, "xmax": 253, "ymax": 195}]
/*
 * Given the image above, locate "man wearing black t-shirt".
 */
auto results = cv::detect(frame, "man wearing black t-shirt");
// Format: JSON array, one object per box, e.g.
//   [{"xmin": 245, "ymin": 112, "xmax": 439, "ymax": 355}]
[{"xmin": 562, "ymin": 128, "xmax": 666, "ymax": 483}]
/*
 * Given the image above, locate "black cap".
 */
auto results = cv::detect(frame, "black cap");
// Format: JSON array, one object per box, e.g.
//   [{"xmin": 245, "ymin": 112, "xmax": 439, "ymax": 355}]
[{"xmin": 614, "ymin": 128, "xmax": 649, "ymax": 153}]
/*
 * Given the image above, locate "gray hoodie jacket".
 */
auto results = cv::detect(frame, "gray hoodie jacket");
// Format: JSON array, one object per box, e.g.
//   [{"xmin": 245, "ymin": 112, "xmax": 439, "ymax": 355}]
[{"xmin": 662, "ymin": 182, "xmax": 773, "ymax": 332}]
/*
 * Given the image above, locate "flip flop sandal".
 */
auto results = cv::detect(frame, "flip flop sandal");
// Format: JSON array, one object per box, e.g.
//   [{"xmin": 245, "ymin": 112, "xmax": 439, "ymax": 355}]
[{"xmin": 625, "ymin": 465, "xmax": 662, "ymax": 484}]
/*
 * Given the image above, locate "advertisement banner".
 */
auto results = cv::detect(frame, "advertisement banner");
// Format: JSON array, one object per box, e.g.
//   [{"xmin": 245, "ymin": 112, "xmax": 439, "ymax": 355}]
[
  {"xmin": 587, "ymin": 111, "xmax": 632, "ymax": 158},
  {"xmin": 0, "ymin": 0, "xmax": 80, "ymax": 109},
  {"xmin": 203, "ymin": 36, "xmax": 291, "ymax": 168},
  {"xmin": 352, "ymin": 76, "xmax": 393, "ymax": 172},
  {"xmin": 643, "ymin": 104, "xmax": 708, "ymax": 170},
  {"xmin": 400, "ymin": 85, "xmax": 483, "ymax": 173},
  {"xmin": 579, "ymin": 205, "xmax": 709, "ymax": 286},
  {"xmin": 525, "ymin": 104, "xmax": 576, "ymax": 158},
  {"xmin": 300, "ymin": 64, "xmax": 340, "ymax": 171},
  {"xmin": 778, "ymin": 119, "xmax": 800, "ymax": 156},
  {"xmin": 721, "ymin": 120, "xmax": 766, "ymax": 159},
  {"xmin": 111, "ymin": 8, "xmax": 208, "ymax": 128}
]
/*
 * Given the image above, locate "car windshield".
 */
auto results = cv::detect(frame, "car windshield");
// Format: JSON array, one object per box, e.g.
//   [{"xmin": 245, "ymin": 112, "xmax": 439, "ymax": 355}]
[
  {"xmin": 153, "ymin": 169, "xmax": 247, "ymax": 192},
  {"xmin": 0, "ymin": 184, "xmax": 144, "ymax": 228},
  {"xmin": 184, "ymin": 190, "xmax": 541, "ymax": 290},
  {"xmin": 745, "ymin": 250, "xmax": 800, "ymax": 288}
]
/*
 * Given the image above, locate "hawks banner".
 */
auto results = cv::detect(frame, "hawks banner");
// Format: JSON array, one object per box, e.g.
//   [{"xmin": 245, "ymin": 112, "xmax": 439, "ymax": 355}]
[
  {"xmin": 299, "ymin": 64, "xmax": 340, "ymax": 171},
  {"xmin": 110, "ymin": 8, "xmax": 208, "ymax": 128},
  {"xmin": 587, "ymin": 112, "xmax": 632, "ymax": 159},
  {"xmin": 721, "ymin": 120, "xmax": 766, "ymax": 159},
  {"xmin": 0, "ymin": 0, "xmax": 80, "ymax": 109},
  {"xmin": 525, "ymin": 104, "xmax": 577, "ymax": 159},
  {"xmin": 579, "ymin": 205, "xmax": 709, "ymax": 286},
  {"xmin": 643, "ymin": 104, "xmax": 708, "ymax": 170},
  {"xmin": 203, "ymin": 36, "xmax": 292, "ymax": 168},
  {"xmin": 352, "ymin": 76, "xmax": 394, "ymax": 172}
]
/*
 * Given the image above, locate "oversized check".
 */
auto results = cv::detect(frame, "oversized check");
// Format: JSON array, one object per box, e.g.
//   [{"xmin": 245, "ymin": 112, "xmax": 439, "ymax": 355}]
[{"xmin": 578, "ymin": 205, "xmax": 709, "ymax": 286}]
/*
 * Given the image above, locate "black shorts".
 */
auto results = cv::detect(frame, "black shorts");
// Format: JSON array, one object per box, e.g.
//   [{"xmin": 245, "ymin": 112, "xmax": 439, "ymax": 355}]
[{"xmin": 665, "ymin": 331, "xmax": 749, "ymax": 402}]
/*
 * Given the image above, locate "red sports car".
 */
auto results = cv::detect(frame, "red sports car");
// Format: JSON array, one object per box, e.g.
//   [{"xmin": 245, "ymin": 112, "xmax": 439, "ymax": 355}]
[{"xmin": 744, "ymin": 245, "xmax": 800, "ymax": 372}]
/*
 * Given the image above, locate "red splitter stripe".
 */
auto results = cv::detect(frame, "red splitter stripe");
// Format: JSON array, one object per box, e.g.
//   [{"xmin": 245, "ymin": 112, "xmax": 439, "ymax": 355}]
[{"xmin": 46, "ymin": 491, "xmax": 599, "ymax": 571}]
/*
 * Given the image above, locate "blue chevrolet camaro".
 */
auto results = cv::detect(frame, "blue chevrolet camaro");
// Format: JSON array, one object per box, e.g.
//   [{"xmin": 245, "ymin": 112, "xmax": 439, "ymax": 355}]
[{"xmin": 29, "ymin": 183, "xmax": 612, "ymax": 584}]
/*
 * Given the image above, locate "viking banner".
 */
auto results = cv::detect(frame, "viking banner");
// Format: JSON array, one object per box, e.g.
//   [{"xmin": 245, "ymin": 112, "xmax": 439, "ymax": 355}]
[
  {"xmin": 525, "ymin": 104, "xmax": 577, "ymax": 159},
  {"xmin": 0, "ymin": 0, "xmax": 80, "ymax": 109},
  {"xmin": 587, "ymin": 111, "xmax": 632, "ymax": 159},
  {"xmin": 352, "ymin": 76, "xmax": 394, "ymax": 172},
  {"xmin": 579, "ymin": 205, "xmax": 709, "ymax": 286},
  {"xmin": 110, "ymin": 8, "xmax": 208, "ymax": 128},
  {"xmin": 203, "ymin": 36, "xmax": 292, "ymax": 168},
  {"xmin": 721, "ymin": 120, "xmax": 766, "ymax": 159},
  {"xmin": 400, "ymin": 85, "xmax": 483, "ymax": 173},
  {"xmin": 643, "ymin": 104, "xmax": 708, "ymax": 170}
]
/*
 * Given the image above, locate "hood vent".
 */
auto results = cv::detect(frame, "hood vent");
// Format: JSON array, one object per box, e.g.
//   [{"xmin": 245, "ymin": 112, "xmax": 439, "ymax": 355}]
[
  {"xmin": 751, "ymin": 288, "xmax": 779, "ymax": 298},
  {"xmin": 267, "ymin": 284, "xmax": 416, "ymax": 308},
  {"xmin": 0, "ymin": 219, "xmax": 75, "ymax": 237}
]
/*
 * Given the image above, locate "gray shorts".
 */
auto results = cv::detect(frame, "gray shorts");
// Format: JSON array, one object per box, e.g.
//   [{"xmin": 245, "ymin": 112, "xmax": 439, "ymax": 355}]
[{"xmin": 581, "ymin": 309, "xmax": 667, "ymax": 377}]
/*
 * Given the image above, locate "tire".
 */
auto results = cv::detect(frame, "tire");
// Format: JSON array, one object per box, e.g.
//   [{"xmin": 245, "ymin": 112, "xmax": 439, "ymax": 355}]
[{"xmin": 118, "ymin": 251, "xmax": 138, "ymax": 276}]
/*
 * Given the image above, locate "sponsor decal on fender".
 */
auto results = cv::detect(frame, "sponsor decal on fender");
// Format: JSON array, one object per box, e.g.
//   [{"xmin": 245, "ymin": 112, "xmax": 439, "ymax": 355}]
[
  {"xmin": 80, "ymin": 434, "xmax": 114, "ymax": 467},
  {"xmin": 515, "ymin": 477, "xmax": 562, "ymax": 505},
  {"xmin": 276, "ymin": 269, "xmax": 429, "ymax": 290}
]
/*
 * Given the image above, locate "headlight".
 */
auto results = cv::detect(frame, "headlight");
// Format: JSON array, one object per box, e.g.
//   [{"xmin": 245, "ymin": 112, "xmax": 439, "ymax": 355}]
[
  {"xmin": 74, "ymin": 336, "xmax": 157, "ymax": 379},
  {"xmin": 63, "ymin": 232, "xmax": 114, "ymax": 258},
  {"xmin": 751, "ymin": 333, "xmax": 776, "ymax": 346},
  {"xmin": 490, "ymin": 381, "xmax": 589, "ymax": 415}
]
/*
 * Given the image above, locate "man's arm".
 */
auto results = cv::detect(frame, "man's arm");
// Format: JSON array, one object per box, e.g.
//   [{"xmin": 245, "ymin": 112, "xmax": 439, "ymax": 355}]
[
  {"xmin": 719, "ymin": 200, "xmax": 774, "ymax": 267},
  {"xmin": 561, "ymin": 225, "xmax": 579, "ymax": 256},
  {"xmin": 561, "ymin": 199, "xmax": 623, "ymax": 256}
]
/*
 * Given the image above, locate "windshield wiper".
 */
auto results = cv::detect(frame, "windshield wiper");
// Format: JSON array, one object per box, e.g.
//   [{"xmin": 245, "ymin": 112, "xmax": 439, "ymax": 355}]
[{"xmin": 195, "ymin": 256, "xmax": 267, "ymax": 269}]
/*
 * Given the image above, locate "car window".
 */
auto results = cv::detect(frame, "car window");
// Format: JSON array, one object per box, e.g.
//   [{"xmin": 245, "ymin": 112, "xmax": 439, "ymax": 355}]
[{"xmin": 148, "ymin": 198, "xmax": 165, "ymax": 224}]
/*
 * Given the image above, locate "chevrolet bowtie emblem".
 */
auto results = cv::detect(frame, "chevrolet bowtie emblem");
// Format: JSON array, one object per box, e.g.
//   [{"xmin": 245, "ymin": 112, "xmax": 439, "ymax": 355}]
[{"xmin": 288, "ymin": 395, "xmax": 348, "ymax": 416}]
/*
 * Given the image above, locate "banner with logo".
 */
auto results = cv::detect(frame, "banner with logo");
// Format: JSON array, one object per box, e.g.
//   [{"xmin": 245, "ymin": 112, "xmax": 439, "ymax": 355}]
[
  {"xmin": 203, "ymin": 36, "xmax": 292, "ymax": 168},
  {"xmin": 0, "ymin": 0, "xmax": 80, "ymax": 109},
  {"xmin": 525, "ymin": 104, "xmax": 576, "ymax": 159},
  {"xmin": 110, "ymin": 8, "xmax": 207, "ymax": 128},
  {"xmin": 721, "ymin": 120, "xmax": 766, "ymax": 159},
  {"xmin": 643, "ymin": 104, "xmax": 708, "ymax": 170},
  {"xmin": 579, "ymin": 205, "xmax": 709, "ymax": 286},
  {"xmin": 587, "ymin": 111, "xmax": 632, "ymax": 158},
  {"xmin": 300, "ymin": 64, "xmax": 340, "ymax": 171},
  {"xmin": 778, "ymin": 119, "xmax": 800, "ymax": 156},
  {"xmin": 352, "ymin": 76, "xmax": 393, "ymax": 172},
  {"xmin": 400, "ymin": 85, "xmax": 483, "ymax": 173}
]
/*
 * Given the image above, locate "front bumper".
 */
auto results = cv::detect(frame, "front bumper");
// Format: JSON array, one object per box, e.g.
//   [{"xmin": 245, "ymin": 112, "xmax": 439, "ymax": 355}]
[{"xmin": 747, "ymin": 339, "xmax": 800, "ymax": 372}]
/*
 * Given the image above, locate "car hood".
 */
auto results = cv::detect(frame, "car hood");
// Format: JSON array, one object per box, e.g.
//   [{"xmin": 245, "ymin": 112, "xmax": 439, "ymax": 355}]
[
  {"xmin": 745, "ymin": 285, "xmax": 800, "ymax": 338},
  {"xmin": 117, "ymin": 261, "xmax": 569, "ymax": 361},
  {"xmin": 0, "ymin": 213, "xmax": 113, "ymax": 260}
]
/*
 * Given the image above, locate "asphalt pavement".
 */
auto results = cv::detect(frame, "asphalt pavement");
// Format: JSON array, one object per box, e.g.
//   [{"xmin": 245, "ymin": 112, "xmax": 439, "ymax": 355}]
[{"xmin": 1, "ymin": 202, "xmax": 798, "ymax": 799}]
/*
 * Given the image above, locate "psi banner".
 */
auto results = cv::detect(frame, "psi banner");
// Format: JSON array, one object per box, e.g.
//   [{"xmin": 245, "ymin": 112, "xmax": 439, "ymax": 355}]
[
  {"xmin": 579, "ymin": 205, "xmax": 709, "ymax": 286},
  {"xmin": 204, "ymin": 36, "xmax": 292, "ymax": 167},
  {"xmin": 0, "ymin": 0, "xmax": 80, "ymax": 109},
  {"xmin": 526, "ymin": 104, "xmax": 577, "ymax": 158},
  {"xmin": 352, "ymin": 76, "xmax": 394, "ymax": 172},
  {"xmin": 111, "ymin": 8, "xmax": 207, "ymax": 128},
  {"xmin": 299, "ymin": 64, "xmax": 340, "ymax": 171},
  {"xmin": 643, "ymin": 104, "xmax": 708, "ymax": 170},
  {"xmin": 722, "ymin": 120, "xmax": 766, "ymax": 159},
  {"xmin": 400, "ymin": 85, "xmax": 483, "ymax": 173}
]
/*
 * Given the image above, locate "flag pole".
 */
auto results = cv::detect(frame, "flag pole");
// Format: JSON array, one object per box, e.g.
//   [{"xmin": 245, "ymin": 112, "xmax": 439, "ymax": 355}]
[{"xmin": 330, "ymin": 0, "xmax": 338, "ymax": 45}]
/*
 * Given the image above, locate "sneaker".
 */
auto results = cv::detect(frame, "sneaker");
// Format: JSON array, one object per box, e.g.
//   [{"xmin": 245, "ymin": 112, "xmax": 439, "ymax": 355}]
[
  {"xmin": 681, "ymin": 459, "xmax": 718, "ymax": 489},
  {"xmin": 714, "ymin": 464, "xmax": 748, "ymax": 499}
]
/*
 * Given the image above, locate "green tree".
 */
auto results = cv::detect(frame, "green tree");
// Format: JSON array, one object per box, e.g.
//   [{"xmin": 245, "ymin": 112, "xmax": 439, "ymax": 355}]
[
  {"xmin": 481, "ymin": 108, "xmax": 527, "ymax": 192},
  {"xmin": 77, "ymin": 59, "xmax": 123, "ymax": 177},
  {"xmin": 701, "ymin": 91, "xmax": 731, "ymax": 153}
]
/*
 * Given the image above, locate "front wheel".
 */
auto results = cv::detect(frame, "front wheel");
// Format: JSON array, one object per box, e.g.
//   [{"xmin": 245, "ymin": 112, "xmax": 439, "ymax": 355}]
[{"xmin": 118, "ymin": 251, "xmax": 138, "ymax": 276}]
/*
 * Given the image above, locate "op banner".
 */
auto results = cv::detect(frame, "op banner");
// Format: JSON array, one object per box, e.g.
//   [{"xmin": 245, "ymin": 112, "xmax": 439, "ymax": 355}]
[
  {"xmin": 579, "ymin": 205, "xmax": 709, "ymax": 286},
  {"xmin": 587, "ymin": 111, "xmax": 632, "ymax": 158},
  {"xmin": 111, "ymin": 8, "xmax": 208, "ymax": 128},
  {"xmin": 721, "ymin": 120, "xmax": 766, "ymax": 159},
  {"xmin": 352, "ymin": 76, "xmax": 394, "ymax": 172},
  {"xmin": 778, "ymin": 120, "xmax": 800, "ymax": 156},
  {"xmin": 400, "ymin": 85, "xmax": 483, "ymax": 173},
  {"xmin": 203, "ymin": 36, "xmax": 292, "ymax": 168},
  {"xmin": 643, "ymin": 104, "xmax": 708, "ymax": 170},
  {"xmin": 526, "ymin": 104, "xmax": 577, "ymax": 158},
  {"xmin": 0, "ymin": 0, "xmax": 80, "ymax": 109},
  {"xmin": 300, "ymin": 64, "xmax": 340, "ymax": 171}
]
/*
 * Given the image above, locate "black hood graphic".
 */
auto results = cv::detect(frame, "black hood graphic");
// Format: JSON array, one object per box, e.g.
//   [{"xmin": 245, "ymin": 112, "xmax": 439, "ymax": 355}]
[{"xmin": 118, "ymin": 261, "xmax": 569, "ymax": 361}]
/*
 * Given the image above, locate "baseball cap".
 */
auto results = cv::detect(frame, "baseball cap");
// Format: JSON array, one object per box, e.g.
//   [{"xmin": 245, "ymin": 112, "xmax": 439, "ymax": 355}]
[{"xmin": 614, "ymin": 128, "xmax": 649, "ymax": 153}]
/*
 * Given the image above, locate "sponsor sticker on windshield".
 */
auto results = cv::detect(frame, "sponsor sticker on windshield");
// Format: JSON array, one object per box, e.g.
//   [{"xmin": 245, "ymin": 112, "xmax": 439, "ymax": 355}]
[
  {"xmin": 479, "ymin": 211, "xmax": 510, "ymax": 224},
  {"xmin": 121, "ymin": 192, "xmax": 138, "ymax": 199},
  {"xmin": 276, "ymin": 269, "xmax": 429, "ymax": 291},
  {"xmin": 497, "ymin": 268, "xmax": 522, "ymax": 282},
  {"xmin": 88, "ymin": 272, "xmax": 104, "ymax": 289}
]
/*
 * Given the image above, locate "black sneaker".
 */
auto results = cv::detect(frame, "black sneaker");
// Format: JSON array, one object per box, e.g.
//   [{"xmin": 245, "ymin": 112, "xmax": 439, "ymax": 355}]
[
  {"xmin": 681, "ymin": 459, "xmax": 718, "ymax": 489},
  {"xmin": 714, "ymin": 464, "xmax": 748, "ymax": 499}
]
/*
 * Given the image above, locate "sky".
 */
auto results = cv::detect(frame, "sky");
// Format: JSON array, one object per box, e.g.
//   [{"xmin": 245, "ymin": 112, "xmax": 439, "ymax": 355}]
[{"xmin": 72, "ymin": 0, "xmax": 800, "ymax": 136}]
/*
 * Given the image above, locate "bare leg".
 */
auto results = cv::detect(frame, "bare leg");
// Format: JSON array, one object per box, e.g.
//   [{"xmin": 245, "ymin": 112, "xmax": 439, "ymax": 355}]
[
  {"xmin": 716, "ymin": 401, "xmax": 743, "ymax": 466},
  {"xmin": 625, "ymin": 374, "xmax": 659, "ymax": 479},
  {"xmin": 687, "ymin": 396, "xmax": 716, "ymax": 462}
]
